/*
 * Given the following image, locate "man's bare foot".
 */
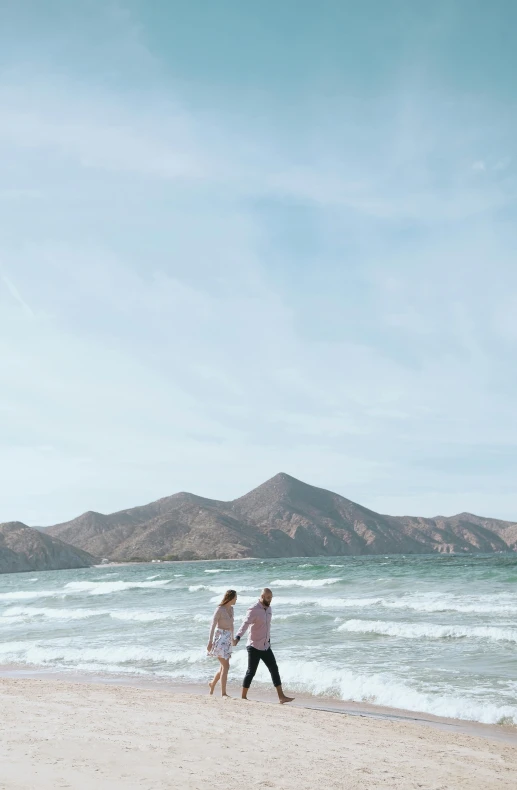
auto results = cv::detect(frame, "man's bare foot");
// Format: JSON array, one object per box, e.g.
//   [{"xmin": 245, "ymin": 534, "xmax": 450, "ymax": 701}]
[{"xmin": 279, "ymin": 696, "xmax": 294, "ymax": 704}]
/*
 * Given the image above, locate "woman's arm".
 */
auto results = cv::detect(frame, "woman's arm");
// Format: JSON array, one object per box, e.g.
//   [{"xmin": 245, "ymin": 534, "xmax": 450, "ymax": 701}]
[{"xmin": 207, "ymin": 608, "xmax": 219, "ymax": 649}]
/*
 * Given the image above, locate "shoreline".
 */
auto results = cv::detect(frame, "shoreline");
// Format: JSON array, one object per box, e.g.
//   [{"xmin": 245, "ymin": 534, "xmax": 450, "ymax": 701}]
[
  {"xmin": 1, "ymin": 674, "xmax": 516, "ymax": 790},
  {"xmin": 1, "ymin": 663, "xmax": 516, "ymax": 745}
]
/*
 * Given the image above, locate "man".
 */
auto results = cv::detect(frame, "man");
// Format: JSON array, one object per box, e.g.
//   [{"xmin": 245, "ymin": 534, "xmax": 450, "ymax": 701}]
[{"xmin": 234, "ymin": 587, "xmax": 294, "ymax": 704}]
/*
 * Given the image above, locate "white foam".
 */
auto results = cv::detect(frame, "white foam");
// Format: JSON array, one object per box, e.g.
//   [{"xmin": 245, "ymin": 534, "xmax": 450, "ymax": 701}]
[
  {"xmin": 272, "ymin": 595, "xmax": 378, "ymax": 608},
  {"xmin": 0, "ymin": 590, "xmax": 64, "ymax": 602},
  {"xmin": 337, "ymin": 620, "xmax": 517, "ymax": 644},
  {"xmin": 0, "ymin": 606, "xmax": 181, "ymax": 624},
  {"xmin": 3, "ymin": 641, "xmax": 206, "ymax": 666},
  {"xmin": 64, "ymin": 580, "xmax": 172, "ymax": 596},
  {"xmin": 382, "ymin": 598, "xmax": 517, "ymax": 615},
  {"xmin": 204, "ymin": 569, "xmax": 224, "ymax": 574},
  {"xmin": 269, "ymin": 594, "xmax": 517, "ymax": 615},
  {"xmin": 189, "ymin": 584, "xmax": 257, "ymax": 593},
  {"xmin": 0, "ymin": 640, "xmax": 36, "ymax": 657},
  {"xmin": 209, "ymin": 595, "xmax": 256, "ymax": 604},
  {"xmin": 274, "ymin": 659, "xmax": 517, "ymax": 726},
  {"xmin": 193, "ymin": 613, "xmax": 212, "ymax": 623},
  {"xmin": 270, "ymin": 579, "xmax": 341, "ymax": 588},
  {"xmin": 110, "ymin": 611, "xmax": 174, "ymax": 623},
  {"xmin": 1, "ymin": 606, "xmax": 106, "ymax": 622}
]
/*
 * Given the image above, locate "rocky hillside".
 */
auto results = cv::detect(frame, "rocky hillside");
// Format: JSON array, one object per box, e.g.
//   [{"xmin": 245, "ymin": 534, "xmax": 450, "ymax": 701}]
[
  {"xmin": 0, "ymin": 522, "xmax": 97, "ymax": 574},
  {"xmin": 41, "ymin": 473, "xmax": 517, "ymax": 562}
]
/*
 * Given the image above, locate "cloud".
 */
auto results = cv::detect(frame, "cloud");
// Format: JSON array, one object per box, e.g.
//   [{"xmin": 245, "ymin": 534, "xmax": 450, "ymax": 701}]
[
  {"xmin": 0, "ymin": 6, "xmax": 517, "ymax": 524},
  {"xmin": 1, "ymin": 274, "xmax": 35, "ymax": 318}
]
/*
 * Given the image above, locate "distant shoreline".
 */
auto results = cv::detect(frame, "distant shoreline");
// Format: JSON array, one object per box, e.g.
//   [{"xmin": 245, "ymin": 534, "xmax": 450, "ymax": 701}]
[{"xmin": 1, "ymin": 549, "xmax": 516, "ymax": 575}]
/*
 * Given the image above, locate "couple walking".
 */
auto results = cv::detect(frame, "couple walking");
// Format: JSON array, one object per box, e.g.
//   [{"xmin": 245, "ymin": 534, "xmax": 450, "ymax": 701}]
[{"xmin": 207, "ymin": 587, "xmax": 294, "ymax": 704}]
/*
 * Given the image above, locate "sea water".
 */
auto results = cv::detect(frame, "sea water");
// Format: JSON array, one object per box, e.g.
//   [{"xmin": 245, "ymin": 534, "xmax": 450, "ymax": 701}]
[{"xmin": 0, "ymin": 554, "xmax": 516, "ymax": 725}]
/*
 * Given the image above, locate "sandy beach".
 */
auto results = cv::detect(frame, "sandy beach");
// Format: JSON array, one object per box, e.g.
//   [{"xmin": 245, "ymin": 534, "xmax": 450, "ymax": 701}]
[{"xmin": 0, "ymin": 677, "xmax": 515, "ymax": 790}]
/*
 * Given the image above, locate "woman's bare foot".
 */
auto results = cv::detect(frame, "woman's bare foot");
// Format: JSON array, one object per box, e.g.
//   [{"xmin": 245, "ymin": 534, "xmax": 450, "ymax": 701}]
[
  {"xmin": 222, "ymin": 693, "xmax": 231, "ymax": 698},
  {"xmin": 208, "ymin": 680, "xmax": 216, "ymax": 695}
]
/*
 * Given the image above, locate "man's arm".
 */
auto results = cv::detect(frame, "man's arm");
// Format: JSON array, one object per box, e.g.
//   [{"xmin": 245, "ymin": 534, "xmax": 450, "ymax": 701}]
[{"xmin": 235, "ymin": 604, "xmax": 256, "ymax": 642}]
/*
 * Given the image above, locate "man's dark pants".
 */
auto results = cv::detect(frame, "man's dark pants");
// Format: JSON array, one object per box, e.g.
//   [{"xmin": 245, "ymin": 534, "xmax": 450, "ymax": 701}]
[{"xmin": 243, "ymin": 646, "xmax": 281, "ymax": 688}]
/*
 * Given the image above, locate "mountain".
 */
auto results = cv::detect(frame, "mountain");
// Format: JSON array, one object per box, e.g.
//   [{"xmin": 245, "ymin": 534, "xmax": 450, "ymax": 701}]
[
  {"xmin": 0, "ymin": 521, "xmax": 97, "ymax": 574},
  {"xmin": 40, "ymin": 473, "xmax": 517, "ymax": 562}
]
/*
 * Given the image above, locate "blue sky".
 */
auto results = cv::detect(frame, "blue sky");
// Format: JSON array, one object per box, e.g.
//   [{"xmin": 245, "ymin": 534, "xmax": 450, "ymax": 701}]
[{"xmin": 1, "ymin": 1, "xmax": 517, "ymax": 525}]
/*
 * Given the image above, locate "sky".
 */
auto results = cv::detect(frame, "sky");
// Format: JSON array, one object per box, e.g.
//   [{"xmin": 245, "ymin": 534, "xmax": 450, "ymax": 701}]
[{"xmin": 1, "ymin": 0, "xmax": 517, "ymax": 525}]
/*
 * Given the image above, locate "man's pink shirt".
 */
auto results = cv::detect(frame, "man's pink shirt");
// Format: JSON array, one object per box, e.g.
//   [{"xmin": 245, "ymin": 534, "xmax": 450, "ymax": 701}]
[{"xmin": 236, "ymin": 601, "xmax": 272, "ymax": 650}]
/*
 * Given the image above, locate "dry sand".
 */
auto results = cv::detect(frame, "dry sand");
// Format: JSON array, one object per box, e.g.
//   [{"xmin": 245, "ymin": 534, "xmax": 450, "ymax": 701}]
[{"xmin": 0, "ymin": 677, "xmax": 516, "ymax": 790}]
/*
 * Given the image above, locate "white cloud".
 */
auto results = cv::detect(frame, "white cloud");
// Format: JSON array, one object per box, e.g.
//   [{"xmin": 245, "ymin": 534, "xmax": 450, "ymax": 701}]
[
  {"xmin": 1, "ymin": 274, "xmax": 35, "ymax": 318},
  {"xmin": 0, "ymin": 43, "xmax": 517, "ymax": 524}
]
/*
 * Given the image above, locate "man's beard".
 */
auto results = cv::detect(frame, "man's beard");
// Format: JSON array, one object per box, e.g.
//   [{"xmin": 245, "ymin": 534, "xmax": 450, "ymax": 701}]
[{"xmin": 261, "ymin": 599, "xmax": 271, "ymax": 607}]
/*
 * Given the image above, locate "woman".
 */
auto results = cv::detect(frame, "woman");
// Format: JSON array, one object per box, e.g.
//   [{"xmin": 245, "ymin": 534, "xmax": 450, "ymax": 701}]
[{"xmin": 207, "ymin": 589, "xmax": 237, "ymax": 697}]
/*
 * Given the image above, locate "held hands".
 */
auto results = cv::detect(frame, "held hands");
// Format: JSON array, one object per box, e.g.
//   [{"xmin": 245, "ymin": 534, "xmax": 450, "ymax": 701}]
[{"xmin": 232, "ymin": 638, "xmax": 239, "ymax": 646}]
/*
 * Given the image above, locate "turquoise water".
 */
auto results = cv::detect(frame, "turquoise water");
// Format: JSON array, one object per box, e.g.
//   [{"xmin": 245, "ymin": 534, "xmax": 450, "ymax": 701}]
[{"xmin": 0, "ymin": 554, "xmax": 516, "ymax": 725}]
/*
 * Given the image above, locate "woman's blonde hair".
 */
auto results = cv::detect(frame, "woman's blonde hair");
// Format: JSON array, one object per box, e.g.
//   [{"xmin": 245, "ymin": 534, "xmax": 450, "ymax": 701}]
[{"xmin": 219, "ymin": 589, "xmax": 237, "ymax": 606}]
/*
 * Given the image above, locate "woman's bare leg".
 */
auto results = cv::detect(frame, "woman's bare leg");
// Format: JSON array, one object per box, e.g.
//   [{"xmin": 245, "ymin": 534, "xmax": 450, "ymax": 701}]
[
  {"xmin": 219, "ymin": 658, "xmax": 230, "ymax": 697},
  {"xmin": 209, "ymin": 665, "xmax": 221, "ymax": 694}
]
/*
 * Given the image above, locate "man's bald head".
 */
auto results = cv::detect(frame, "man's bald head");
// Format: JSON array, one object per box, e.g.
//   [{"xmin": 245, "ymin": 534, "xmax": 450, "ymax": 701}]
[{"xmin": 260, "ymin": 588, "xmax": 273, "ymax": 606}]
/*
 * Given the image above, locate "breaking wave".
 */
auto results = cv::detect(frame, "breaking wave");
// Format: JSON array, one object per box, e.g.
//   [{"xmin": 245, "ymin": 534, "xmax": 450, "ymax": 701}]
[
  {"xmin": 270, "ymin": 579, "xmax": 341, "ymax": 588},
  {"xmin": 337, "ymin": 619, "xmax": 517, "ymax": 644}
]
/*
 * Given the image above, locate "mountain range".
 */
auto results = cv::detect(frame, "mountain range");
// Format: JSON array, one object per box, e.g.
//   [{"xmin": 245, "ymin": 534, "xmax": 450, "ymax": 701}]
[
  {"xmin": 0, "ymin": 521, "xmax": 97, "ymax": 574},
  {"xmin": 36, "ymin": 472, "xmax": 517, "ymax": 563},
  {"xmin": 2, "ymin": 473, "xmax": 516, "ymax": 573}
]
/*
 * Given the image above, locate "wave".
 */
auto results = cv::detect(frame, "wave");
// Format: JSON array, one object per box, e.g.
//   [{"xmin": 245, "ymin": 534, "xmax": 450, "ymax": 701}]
[
  {"xmin": 1, "ymin": 633, "xmax": 515, "ymax": 726},
  {"xmin": 0, "ymin": 606, "xmax": 176, "ymax": 624},
  {"xmin": 63, "ymin": 580, "xmax": 172, "ymax": 596},
  {"xmin": 272, "ymin": 595, "xmax": 372, "ymax": 608},
  {"xmin": 269, "ymin": 579, "xmax": 341, "ymax": 588},
  {"xmin": 209, "ymin": 594, "xmax": 257, "ymax": 605},
  {"xmin": 273, "ymin": 658, "xmax": 517, "ymax": 726},
  {"xmin": 110, "ymin": 611, "xmax": 174, "ymax": 623},
  {"xmin": 0, "ymin": 640, "xmax": 205, "ymax": 666},
  {"xmin": 269, "ymin": 594, "xmax": 517, "ymax": 615},
  {"xmin": 379, "ymin": 596, "xmax": 517, "ymax": 615},
  {"xmin": 193, "ymin": 613, "xmax": 212, "ymax": 623},
  {"xmin": 1, "ymin": 606, "xmax": 105, "ymax": 621},
  {"xmin": 0, "ymin": 590, "xmax": 64, "ymax": 602},
  {"xmin": 189, "ymin": 584, "xmax": 257, "ymax": 593},
  {"xmin": 4, "ymin": 639, "xmax": 511, "ymax": 726},
  {"xmin": 204, "ymin": 569, "xmax": 224, "ymax": 574},
  {"xmin": 337, "ymin": 620, "xmax": 517, "ymax": 644}
]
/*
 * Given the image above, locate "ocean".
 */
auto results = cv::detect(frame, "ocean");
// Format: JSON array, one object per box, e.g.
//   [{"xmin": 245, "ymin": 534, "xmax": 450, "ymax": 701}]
[{"xmin": 0, "ymin": 554, "xmax": 516, "ymax": 726}]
